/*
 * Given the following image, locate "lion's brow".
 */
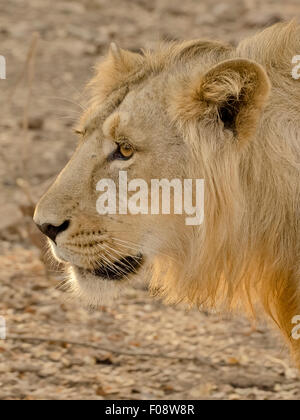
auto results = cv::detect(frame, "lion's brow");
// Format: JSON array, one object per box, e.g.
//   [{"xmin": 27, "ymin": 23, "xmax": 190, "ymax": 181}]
[{"xmin": 81, "ymin": 86, "xmax": 129, "ymax": 137}]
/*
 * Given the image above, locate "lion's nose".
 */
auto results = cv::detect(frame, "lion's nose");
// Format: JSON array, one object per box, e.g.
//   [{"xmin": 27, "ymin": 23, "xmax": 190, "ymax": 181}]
[{"xmin": 36, "ymin": 221, "xmax": 70, "ymax": 243}]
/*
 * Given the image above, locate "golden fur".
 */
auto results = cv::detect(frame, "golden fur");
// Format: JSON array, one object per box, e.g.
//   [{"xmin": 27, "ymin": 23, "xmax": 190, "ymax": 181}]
[{"xmin": 34, "ymin": 21, "xmax": 300, "ymax": 368}]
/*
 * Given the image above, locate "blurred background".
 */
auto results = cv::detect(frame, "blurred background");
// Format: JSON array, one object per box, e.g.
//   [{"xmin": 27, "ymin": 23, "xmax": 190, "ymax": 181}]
[{"xmin": 0, "ymin": 0, "xmax": 300, "ymax": 400}]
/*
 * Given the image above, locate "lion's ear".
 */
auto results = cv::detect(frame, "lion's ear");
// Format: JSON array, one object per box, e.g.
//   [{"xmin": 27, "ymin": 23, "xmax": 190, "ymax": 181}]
[
  {"xmin": 173, "ymin": 59, "xmax": 270, "ymax": 142},
  {"xmin": 201, "ymin": 59, "xmax": 270, "ymax": 140},
  {"xmin": 88, "ymin": 43, "xmax": 144, "ymax": 104},
  {"xmin": 108, "ymin": 42, "xmax": 144, "ymax": 72}
]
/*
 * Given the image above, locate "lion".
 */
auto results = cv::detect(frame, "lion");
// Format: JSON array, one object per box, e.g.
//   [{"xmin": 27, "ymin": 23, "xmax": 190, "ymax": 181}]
[{"xmin": 34, "ymin": 21, "xmax": 300, "ymax": 368}]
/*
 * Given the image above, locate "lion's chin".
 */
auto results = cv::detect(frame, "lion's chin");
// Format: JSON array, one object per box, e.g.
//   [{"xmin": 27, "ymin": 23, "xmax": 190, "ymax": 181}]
[{"xmin": 66, "ymin": 254, "xmax": 144, "ymax": 307}]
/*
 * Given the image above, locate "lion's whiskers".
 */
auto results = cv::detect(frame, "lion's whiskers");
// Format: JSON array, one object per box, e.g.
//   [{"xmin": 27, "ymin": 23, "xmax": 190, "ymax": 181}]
[
  {"xmin": 101, "ymin": 243, "xmax": 142, "ymax": 273},
  {"xmin": 44, "ymin": 96, "xmax": 87, "ymax": 111},
  {"xmin": 92, "ymin": 243, "xmax": 133, "ymax": 282},
  {"xmin": 110, "ymin": 236, "xmax": 175, "ymax": 262}
]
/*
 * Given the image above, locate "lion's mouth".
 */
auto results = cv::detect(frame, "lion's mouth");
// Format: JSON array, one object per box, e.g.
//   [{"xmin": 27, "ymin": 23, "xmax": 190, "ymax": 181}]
[{"xmin": 77, "ymin": 254, "xmax": 144, "ymax": 281}]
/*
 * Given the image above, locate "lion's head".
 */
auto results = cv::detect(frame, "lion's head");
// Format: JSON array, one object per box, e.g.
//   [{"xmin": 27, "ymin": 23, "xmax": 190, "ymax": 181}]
[{"xmin": 34, "ymin": 22, "xmax": 300, "ymax": 317}]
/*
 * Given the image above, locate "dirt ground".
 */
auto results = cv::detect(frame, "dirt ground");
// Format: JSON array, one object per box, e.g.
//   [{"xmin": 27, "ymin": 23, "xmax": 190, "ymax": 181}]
[{"xmin": 1, "ymin": 0, "xmax": 300, "ymax": 400}]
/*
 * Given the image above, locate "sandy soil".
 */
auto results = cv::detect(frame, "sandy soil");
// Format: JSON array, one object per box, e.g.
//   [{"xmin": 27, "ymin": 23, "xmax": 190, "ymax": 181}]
[{"xmin": 0, "ymin": 0, "xmax": 300, "ymax": 400}]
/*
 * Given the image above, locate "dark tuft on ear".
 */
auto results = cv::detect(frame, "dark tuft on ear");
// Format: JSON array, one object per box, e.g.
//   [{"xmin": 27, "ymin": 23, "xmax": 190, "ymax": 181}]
[{"xmin": 218, "ymin": 94, "xmax": 240, "ymax": 134}]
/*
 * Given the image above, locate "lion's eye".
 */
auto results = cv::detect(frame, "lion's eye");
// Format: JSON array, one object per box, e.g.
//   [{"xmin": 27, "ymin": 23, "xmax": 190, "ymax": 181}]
[
  {"xmin": 109, "ymin": 142, "xmax": 135, "ymax": 162},
  {"xmin": 118, "ymin": 143, "xmax": 134, "ymax": 160}
]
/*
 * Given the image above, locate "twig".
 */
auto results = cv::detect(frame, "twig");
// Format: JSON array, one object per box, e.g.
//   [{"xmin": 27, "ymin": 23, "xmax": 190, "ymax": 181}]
[
  {"xmin": 2, "ymin": 33, "xmax": 40, "ymax": 203},
  {"xmin": 16, "ymin": 178, "xmax": 35, "ymax": 207},
  {"xmin": 208, "ymin": 338, "xmax": 246, "ymax": 357},
  {"xmin": 6, "ymin": 32, "xmax": 40, "ymax": 113},
  {"xmin": 6, "ymin": 334, "xmax": 215, "ymax": 367},
  {"xmin": 21, "ymin": 33, "xmax": 39, "ymax": 181}
]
